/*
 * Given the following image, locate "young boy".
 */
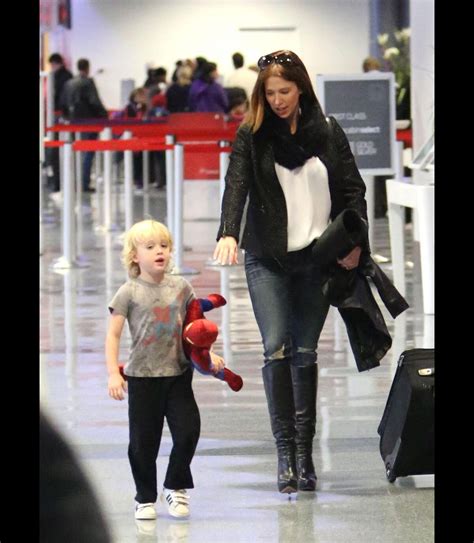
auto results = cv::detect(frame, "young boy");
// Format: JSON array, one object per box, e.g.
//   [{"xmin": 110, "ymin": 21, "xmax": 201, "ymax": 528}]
[{"xmin": 106, "ymin": 219, "xmax": 223, "ymax": 520}]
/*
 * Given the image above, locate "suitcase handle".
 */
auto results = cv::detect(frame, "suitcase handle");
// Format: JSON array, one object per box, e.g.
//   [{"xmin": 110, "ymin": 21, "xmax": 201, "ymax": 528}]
[{"xmin": 418, "ymin": 368, "xmax": 435, "ymax": 376}]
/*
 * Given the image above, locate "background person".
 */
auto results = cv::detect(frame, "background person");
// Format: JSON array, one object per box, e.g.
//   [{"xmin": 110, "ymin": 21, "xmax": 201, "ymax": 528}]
[
  {"xmin": 60, "ymin": 58, "xmax": 108, "ymax": 192},
  {"xmin": 188, "ymin": 61, "xmax": 228, "ymax": 113},
  {"xmin": 225, "ymin": 52, "xmax": 258, "ymax": 102},
  {"xmin": 45, "ymin": 53, "xmax": 72, "ymax": 195},
  {"xmin": 362, "ymin": 56, "xmax": 382, "ymax": 72},
  {"xmin": 40, "ymin": 410, "xmax": 112, "ymax": 542}
]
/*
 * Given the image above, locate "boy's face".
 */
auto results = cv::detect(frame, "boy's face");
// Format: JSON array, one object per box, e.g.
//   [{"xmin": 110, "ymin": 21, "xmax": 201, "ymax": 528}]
[{"xmin": 133, "ymin": 237, "xmax": 171, "ymax": 281}]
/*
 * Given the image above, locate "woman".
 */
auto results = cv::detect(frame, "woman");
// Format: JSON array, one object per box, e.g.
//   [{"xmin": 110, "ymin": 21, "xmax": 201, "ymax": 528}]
[
  {"xmin": 166, "ymin": 65, "xmax": 193, "ymax": 113},
  {"xmin": 188, "ymin": 61, "xmax": 228, "ymax": 113},
  {"xmin": 213, "ymin": 50, "xmax": 369, "ymax": 494}
]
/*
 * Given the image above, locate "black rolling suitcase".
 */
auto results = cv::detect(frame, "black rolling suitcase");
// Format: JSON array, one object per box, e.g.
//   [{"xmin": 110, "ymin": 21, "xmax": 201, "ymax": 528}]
[{"xmin": 377, "ymin": 348, "xmax": 434, "ymax": 482}]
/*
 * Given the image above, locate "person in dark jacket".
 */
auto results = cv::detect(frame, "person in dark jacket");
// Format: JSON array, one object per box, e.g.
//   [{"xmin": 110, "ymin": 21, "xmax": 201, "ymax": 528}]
[
  {"xmin": 213, "ymin": 50, "xmax": 369, "ymax": 496},
  {"xmin": 49, "ymin": 53, "xmax": 73, "ymax": 112},
  {"xmin": 60, "ymin": 58, "xmax": 108, "ymax": 192},
  {"xmin": 166, "ymin": 65, "xmax": 192, "ymax": 113},
  {"xmin": 40, "ymin": 411, "xmax": 112, "ymax": 542},
  {"xmin": 46, "ymin": 53, "xmax": 73, "ymax": 193}
]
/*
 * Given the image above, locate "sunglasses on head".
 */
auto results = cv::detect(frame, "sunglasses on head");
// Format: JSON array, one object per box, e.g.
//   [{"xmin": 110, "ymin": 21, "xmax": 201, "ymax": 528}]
[{"xmin": 257, "ymin": 52, "xmax": 300, "ymax": 70}]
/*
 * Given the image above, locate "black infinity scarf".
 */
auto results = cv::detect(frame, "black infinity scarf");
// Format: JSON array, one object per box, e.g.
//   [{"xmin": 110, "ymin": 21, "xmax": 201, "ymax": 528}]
[{"xmin": 260, "ymin": 102, "xmax": 329, "ymax": 170}]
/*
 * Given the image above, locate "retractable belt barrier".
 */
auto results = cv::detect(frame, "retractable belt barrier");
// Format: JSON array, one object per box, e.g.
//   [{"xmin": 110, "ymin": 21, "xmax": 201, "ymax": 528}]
[
  {"xmin": 47, "ymin": 134, "xmax": 233, "ymax": 276},
  {"xmin": 72, "ymin": 139, "xmax": 173, "ymax": 152},
  {"xmin": 46, "ymin": 123, "xmax": 237, "ymax": 140}
]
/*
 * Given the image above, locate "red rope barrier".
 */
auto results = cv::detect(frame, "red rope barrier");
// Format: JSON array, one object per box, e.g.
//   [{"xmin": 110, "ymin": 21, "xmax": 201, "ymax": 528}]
[
  {"xmin": 43, "ymin": 138, "xmax": 232, "ymax": 153},
  {"xmin": 46, "ymin": 123, "xmax": 237, "ymax": 142},
  {"xmin": 46, "ymin": 124, "xmax": 105, "ymax": 133},
  {"xmin": 44, "ymin": 140, "xmax": 66, "ymax": 148},
  {"xmin": 72, "ymin": 140, "xmax": 174, "ymax": 152}
]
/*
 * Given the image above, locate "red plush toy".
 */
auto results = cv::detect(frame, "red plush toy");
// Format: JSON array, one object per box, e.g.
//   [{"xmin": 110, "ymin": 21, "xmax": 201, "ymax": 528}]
[
  {"xmin": 183, "ymin": 293, "xmax": 243, "ymax": 392},
  {"xmin": 118, "ymin": 293, "xmax": 243, "ymax": 392}
]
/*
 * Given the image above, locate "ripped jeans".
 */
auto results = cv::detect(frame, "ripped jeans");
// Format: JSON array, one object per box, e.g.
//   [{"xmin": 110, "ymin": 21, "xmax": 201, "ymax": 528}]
[{"xmin": 244, "ymin": 243, "xmax": 330, "ymax": 367}]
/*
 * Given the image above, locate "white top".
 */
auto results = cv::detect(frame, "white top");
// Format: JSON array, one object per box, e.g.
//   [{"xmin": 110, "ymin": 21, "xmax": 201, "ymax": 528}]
[
  {"xmin": 275, "ymin": 156, "xmax": 331, "ymax": 252},
  {"xmin": 225, "ymin": 67, "xmax": 258, "ymax": 99}
]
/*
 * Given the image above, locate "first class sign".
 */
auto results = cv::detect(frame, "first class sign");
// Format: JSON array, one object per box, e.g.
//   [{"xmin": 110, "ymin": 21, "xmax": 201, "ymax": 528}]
[{"xmin": 316, "ymin": 73, "xmax": 396, "ymax": 175}]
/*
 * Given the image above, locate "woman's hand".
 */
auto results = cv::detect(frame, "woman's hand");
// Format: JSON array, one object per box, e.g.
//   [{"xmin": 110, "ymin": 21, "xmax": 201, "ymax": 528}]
[
  {"xmin": 337, "ymin": 246, "xmax": 362, "ymax": 270},
  {"xmin": 213, "ymin": 236, "xmax": 238, "ymax": 265},
  {"xmin": 209, "ymin": 351, "xmax": 225, "ymax": 374},
  {"xmin": 108, "ymin": 373, "xmax": 127, "ymax": 401}
]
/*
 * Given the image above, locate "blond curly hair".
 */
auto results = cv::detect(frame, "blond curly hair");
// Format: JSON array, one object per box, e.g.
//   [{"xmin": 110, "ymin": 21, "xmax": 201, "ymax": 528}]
[{"xmin": 122, "ymin": 219, "xmax": 173, "ymax": 278}]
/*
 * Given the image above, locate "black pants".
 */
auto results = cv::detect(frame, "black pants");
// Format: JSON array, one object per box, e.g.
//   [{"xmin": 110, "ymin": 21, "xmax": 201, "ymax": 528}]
[
  {"xmin": 127, "ymin": 368, "xmax": 200, "ymax": 503},
  {"xmin": 151, "ymin": 151, "xmax": 166, "ymax": 187},
  {"xmin": 45, "ymin": 135, "xmax": 61, "ymax": 192},
  {"xmin": 45, "ymin": 116, "xmax": 62, "ymax": 192}
]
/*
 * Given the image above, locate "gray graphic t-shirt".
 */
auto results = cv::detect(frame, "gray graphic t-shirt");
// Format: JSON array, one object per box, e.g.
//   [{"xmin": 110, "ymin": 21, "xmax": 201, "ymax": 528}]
[{"xmin": 108, "ymin": 275, "xmax": 195, "ymax": 377}]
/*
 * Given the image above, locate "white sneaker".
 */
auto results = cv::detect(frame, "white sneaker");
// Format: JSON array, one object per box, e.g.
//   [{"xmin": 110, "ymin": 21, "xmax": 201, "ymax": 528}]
[
  {"xmin": 161, "ymin": 488, "xmax": 190, "ymax": 518},
  {"xmin": 135, "ymin": 502, "xmax": 157, "ymax": 520}
]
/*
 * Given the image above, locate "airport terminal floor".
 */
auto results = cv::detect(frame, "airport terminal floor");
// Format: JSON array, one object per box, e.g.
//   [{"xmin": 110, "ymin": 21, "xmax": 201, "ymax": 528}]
[{"xmin": 40, "ymin": 181, "xmax": 434, "ymax": 543}]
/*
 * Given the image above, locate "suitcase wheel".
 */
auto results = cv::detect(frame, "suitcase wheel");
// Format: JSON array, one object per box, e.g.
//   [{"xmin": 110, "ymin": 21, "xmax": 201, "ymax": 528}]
[{"xmin": 386, "ymin": 464, "xmax": 396, "ymax": 483}]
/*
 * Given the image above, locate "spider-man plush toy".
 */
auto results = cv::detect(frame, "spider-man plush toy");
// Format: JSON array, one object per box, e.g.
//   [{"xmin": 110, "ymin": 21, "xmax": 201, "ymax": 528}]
[
  {"xmin": 182, "ymin": 294, "xmax": 243, "ymax": 392},
  {"xmin": 118, "ymin": 293, "xmax": 243, "ymax": 392}
]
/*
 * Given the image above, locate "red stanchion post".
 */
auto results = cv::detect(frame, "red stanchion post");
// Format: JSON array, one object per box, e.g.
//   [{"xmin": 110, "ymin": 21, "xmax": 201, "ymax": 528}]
[
  {"xmin": 75, "ymin": 132, "xmax": 83, "ymax": 211},
  {"xmin": 219, "ymin": 140, "xmax": 230, "ymax": 203},
  {"xmin": 123, "ymin": 131, "xmax": 134, "ymax": 231},
  {"xmin": 219, "ymin": 265, "xmax": 232, "ymax": 366},
  {"xmin": 143, "ymin": 149, "xmax": 150, "ymax": 192},
  {"xmin": 207, "ymin": 140, "xmax": 234, "ymax": 268},
  {"xmin": 74, "ymin": 131, "xmax": 91, "ymax": 265},
  {"xmin": 165, "ymin": 134, "xmax": 175, "ymax": 237},
  {"xmin": 173, "ymin": 143, "xmax": 184, "ymax": 271},
  {"xmin": 94, "ymin": 129, "xmax": 103, "ymax": 188},
  {"xmin": 102, "ymin": 127, "xmax": 118, "ymax": 232},
  {"xmin": 53, "ymin": 143, "xmax": 77, "ymax": 270},
  {"xmin": 171, "ymin": 143, "xmax": 198, "ymax": 276}
]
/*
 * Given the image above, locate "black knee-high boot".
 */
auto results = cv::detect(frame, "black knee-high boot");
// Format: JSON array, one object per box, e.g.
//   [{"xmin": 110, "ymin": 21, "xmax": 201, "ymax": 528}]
[
  {"xmin": 291, "ymin": 363, "xmax": 318, "ymax": 491},
  {"xmin": 262, "ymin": 359, "xmax": 297, "ymax": 494}
]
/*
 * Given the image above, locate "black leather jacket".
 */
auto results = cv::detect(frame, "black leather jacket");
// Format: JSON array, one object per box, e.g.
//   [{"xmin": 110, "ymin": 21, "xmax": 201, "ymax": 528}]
[
  {"xmin": 217, "ymin": 115, "xmax": 370, "ymax": 258},
  {"xmin": 60, "ymin": 75, "xmax": 108, "ymax": 120}
]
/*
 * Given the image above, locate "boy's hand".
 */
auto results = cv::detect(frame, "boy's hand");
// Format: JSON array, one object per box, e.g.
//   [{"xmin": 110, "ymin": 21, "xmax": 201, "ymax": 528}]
[
  {"xmin": 209, "ymin": 351, "xmax": 225, "ymax": 374},
  {"xmin": 108, "ymin": 373, "xmax": 127, "ymax": 401}
]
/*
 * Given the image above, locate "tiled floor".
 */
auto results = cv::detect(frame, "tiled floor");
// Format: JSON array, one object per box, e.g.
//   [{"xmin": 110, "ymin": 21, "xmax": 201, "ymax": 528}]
[{"xmin": 40, "ymin": 180, "xmax": 434, "ymax": 543}]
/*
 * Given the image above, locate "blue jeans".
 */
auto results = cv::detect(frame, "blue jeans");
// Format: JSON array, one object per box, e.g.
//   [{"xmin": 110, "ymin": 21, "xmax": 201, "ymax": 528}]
[
  {"xmin": 81, "ymin": 132, "xmax": 97, "ymax": 190},
  {"xmin": 244, "ymin": 243, "xmax": 330, "ymax": 367}
]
